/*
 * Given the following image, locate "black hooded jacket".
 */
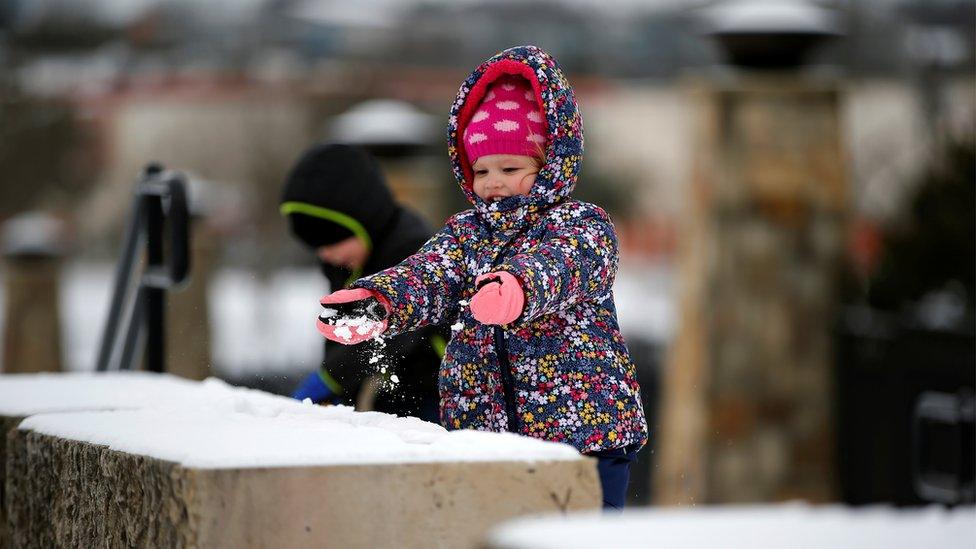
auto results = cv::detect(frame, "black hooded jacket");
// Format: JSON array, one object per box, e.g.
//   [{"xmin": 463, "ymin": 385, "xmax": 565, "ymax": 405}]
[{"xmin": 281, "ymin": 144, "xmax": 444, "ymax": 420}]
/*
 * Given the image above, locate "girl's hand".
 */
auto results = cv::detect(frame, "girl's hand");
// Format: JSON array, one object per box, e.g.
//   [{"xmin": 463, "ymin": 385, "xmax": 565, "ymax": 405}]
[
  {"xmin": 470, "ymin": 271, "xmax": 524, "ymax": 325},
  {"xmin": 317, "ymin": 288, "xmax": 390, "ymax": 344}
]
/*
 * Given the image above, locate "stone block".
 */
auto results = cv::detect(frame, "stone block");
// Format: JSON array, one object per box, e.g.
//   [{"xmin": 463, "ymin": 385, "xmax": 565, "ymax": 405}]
[
  {"xmin": 8, "ymin": 428, "xmax": 598, "ymax": 548},
  {"xmin": 1, "ymin": 372, "xmax": 202, "ymax": 547},
  {"xmin": 2, "ymin": 375, "xmax": 599, "ymax": 548}
]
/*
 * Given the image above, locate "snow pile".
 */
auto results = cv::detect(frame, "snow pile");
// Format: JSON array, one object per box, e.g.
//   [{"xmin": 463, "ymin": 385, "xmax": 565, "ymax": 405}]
[
  {"xmin": 12, "ymin": 375, "xmax": 583, "ymax": 469},
  {"xmin": 487, "ymin": 503, "xmax": 976, "ymax": 549}
]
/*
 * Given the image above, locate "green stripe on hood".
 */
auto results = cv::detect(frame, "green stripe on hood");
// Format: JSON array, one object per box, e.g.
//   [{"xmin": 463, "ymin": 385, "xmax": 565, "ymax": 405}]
[{"xmin": 280, "ymin": 201, "xmax": 373, "ymax": 252}]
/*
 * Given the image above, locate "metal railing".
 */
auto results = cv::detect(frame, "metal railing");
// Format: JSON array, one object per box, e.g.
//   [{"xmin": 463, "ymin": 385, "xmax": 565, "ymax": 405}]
[{"xmin": 96, "ymin": 164, "xmax": 191, "ymax": 373}]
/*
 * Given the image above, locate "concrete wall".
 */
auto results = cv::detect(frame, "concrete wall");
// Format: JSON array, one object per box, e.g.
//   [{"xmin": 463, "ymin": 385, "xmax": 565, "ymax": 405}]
[{"xmin": 7, "ymin": 428, "xmax": 599, "ymax": 548}]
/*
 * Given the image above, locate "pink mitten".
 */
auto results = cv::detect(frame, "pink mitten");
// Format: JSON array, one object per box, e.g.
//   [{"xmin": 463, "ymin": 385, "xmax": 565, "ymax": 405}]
[
  {"xmin": 470, "ymin": 271, "xmax": 525, "ymax": 325},
  {"xmin": 316, "ymin": 288, "xmax": 390, "ymax": 344}
]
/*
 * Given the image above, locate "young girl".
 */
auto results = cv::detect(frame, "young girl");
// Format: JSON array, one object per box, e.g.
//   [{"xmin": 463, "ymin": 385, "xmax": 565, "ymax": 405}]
[{"xmin": 316, "ymin": 45, "xmax": 647, "ymax": 510}]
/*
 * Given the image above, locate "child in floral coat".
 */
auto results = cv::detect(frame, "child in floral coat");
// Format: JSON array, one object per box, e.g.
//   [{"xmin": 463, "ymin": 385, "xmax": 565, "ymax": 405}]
[{"xmin": 316, "ymin": 45, "xmax": 647, "ymax": 509}]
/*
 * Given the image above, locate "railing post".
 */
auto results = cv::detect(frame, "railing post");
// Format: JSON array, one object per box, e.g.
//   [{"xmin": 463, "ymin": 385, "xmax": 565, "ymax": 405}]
[
  {"xmin": 95, "ymin": 178, "xmax": 147, "ymax": 372},
  {"xmin": 144, "ymin": 180, "xmax": 165, "ymax": 373},
  {"xmin": 96, "ymin": 163, "xmax": 190, "ymax": 373}
]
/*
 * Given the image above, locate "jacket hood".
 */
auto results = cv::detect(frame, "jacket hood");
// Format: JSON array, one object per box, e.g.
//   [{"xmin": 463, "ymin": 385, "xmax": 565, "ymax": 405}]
[
  {"xmin": 280, "ymin": 143, "xmax": 399, "ymax": 251},
  {"xmin": 448, "ymin": 45, "xmax": 584, "ymax": 231},
  {"xmin": 280, "ymin": 143, "xmax": 401, "ymax": 286}
]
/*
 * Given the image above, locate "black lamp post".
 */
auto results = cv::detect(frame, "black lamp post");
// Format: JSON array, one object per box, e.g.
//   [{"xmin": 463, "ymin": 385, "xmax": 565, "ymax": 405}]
[{"xmin": 699, "ymin": 0, "xmax": 844, "ymax": 70}]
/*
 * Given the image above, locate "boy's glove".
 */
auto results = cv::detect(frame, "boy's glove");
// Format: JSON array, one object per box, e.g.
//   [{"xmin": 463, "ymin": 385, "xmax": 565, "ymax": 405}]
[
  {"xmin": 317, "ymin": 288, "xmax": 390, "ymax": 345},
  {"xmin": 470, "ymin": 271, "xmax": 524, "ymax": 325},
  {"xmin": 291, "ymin": 371, "xmax": 340, "ymax": 404}
]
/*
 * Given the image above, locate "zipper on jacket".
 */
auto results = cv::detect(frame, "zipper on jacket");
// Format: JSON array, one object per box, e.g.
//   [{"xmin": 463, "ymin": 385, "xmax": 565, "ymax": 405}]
[{"xmin": 493, "ymin": 326, "xmax": 519, "ymax": 433}]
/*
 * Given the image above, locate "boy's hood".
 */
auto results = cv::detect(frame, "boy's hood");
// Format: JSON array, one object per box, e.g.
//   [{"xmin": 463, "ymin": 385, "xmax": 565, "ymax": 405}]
[
  {"xmin": 280, "ymin": 143, "xmax": 401, "ymax": 286},
  {"xmin": 448, "ymin": 45, "xmax": 584, "ymax": 230},
  {"xmin": 280, "ymin": 144, "xmax": 398, "ymax": 251}
]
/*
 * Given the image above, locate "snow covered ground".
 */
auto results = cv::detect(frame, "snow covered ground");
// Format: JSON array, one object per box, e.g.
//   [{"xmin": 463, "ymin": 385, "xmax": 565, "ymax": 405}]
[
  {"xmin": 613, "ymin": 257, "xmax": 675, "ymax": 342},
  {"xmin": 41, "ymin": 262, "xmax": 328, "ymax": 377},
  {"xmin": 206, "ymin": 267, "xmax": 328, "ymax": 377},
  {"xmin": 10, "ymin": 373, "xmax": 584, "ymax": 468},
  {"xmin": 487, "ymin": 504, "xmax": 976, "ymax": 549},
  {"xmin": 1, "ymin": 258, "xmax": 673, "ymax": 377}
]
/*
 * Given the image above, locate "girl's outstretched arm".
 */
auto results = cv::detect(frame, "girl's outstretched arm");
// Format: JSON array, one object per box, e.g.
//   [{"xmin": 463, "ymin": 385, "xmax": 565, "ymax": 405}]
[
  {"xmin": 494, "ymin": 203, "xmax": 618, "ymax": 322},
  {"xmin": 352, "ymin": 222, "xmax": 466, "ymax": 336}
]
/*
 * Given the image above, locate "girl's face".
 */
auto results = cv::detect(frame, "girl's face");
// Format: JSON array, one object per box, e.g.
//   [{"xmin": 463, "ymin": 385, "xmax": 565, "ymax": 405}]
[{"xmin": 472, "ymin": 154, "xmax": 540, "ymax": 202}]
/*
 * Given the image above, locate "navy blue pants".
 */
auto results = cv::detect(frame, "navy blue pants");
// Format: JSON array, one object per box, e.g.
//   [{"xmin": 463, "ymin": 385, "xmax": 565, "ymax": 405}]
[{"xmin": 589, "ymin": 444, "xmax": 640, "ymax": 510}]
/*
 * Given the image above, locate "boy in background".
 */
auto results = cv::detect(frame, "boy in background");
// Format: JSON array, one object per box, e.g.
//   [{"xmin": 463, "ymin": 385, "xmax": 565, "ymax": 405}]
[{"xmin": 280, "ymin": 143, "xmax": 444, "ymax": 423}]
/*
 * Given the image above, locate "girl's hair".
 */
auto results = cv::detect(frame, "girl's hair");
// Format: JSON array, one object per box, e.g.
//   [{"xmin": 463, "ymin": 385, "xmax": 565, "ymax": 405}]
[{"xmin": 531, "ymin": 140, "xmax": 546, "ymax": 169}]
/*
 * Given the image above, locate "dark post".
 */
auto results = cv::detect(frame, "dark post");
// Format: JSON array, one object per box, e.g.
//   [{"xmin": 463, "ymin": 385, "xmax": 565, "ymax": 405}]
[
  {"xmin": 96, "ymin": 164, "xmax": 190, "ymax": 373},
  {"xmin": 144, "ymin": 178, "xmax": 165, "ymax": 373}
]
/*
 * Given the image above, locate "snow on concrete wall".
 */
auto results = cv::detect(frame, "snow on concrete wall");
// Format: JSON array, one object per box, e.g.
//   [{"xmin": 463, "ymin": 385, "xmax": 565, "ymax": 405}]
[
  {"xmin": 9, "ymin": 375, "xmax": 583, "ymax": 467},
  {"xmin": 3, "ymin": 373, "xmax": 597, "ymax": 549}
]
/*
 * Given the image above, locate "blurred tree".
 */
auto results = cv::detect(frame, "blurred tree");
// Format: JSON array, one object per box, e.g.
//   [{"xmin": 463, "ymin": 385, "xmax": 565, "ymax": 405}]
[
  {"xmin": 867, "ymin": 137, "xmax": 975, "ymax": 312},
  {"xmin": 0, "ymin": 84, "xmax": 96, "ymax": 219},
  {"xmin": 0, "ymin": 1, "xmax": 119, "ymax": 55}
]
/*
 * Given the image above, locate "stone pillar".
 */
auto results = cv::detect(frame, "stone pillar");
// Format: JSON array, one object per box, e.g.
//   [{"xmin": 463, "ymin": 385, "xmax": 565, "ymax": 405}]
[
  {"xmin": 655, "ymin": 76, "xmax": 848, "ymax": 504},
  {"xmin": 165, "ymin": 219, "xmax": 214, "ymax": 381},
  {"xmin": 1, "ymin": 213, "xmax": 65, "ymax": 374}
]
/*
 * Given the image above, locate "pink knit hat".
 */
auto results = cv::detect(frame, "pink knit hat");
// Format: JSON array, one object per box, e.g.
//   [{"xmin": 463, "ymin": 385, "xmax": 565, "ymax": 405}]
[{"xmin": 462, "ymin": 75, "xmax": 546, "ymax": 165}]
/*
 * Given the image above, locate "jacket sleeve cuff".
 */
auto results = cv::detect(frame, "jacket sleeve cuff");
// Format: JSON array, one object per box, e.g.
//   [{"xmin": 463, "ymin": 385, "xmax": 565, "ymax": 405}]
[{"xmin": 493, "ymin": 262, "xmax": 542, "ymax": 322}]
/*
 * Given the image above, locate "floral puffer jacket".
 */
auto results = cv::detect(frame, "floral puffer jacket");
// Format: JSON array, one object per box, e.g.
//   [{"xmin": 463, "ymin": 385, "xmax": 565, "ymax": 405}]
[{"xmin": 354, "ymin": 45, "xmax": 647, "ymax": 454}]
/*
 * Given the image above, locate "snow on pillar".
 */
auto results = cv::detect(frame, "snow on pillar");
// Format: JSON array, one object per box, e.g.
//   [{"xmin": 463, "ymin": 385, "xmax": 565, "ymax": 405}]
[{"xmin": 655, "ymin": 1, "xmax": 848, "ymax": 504}]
